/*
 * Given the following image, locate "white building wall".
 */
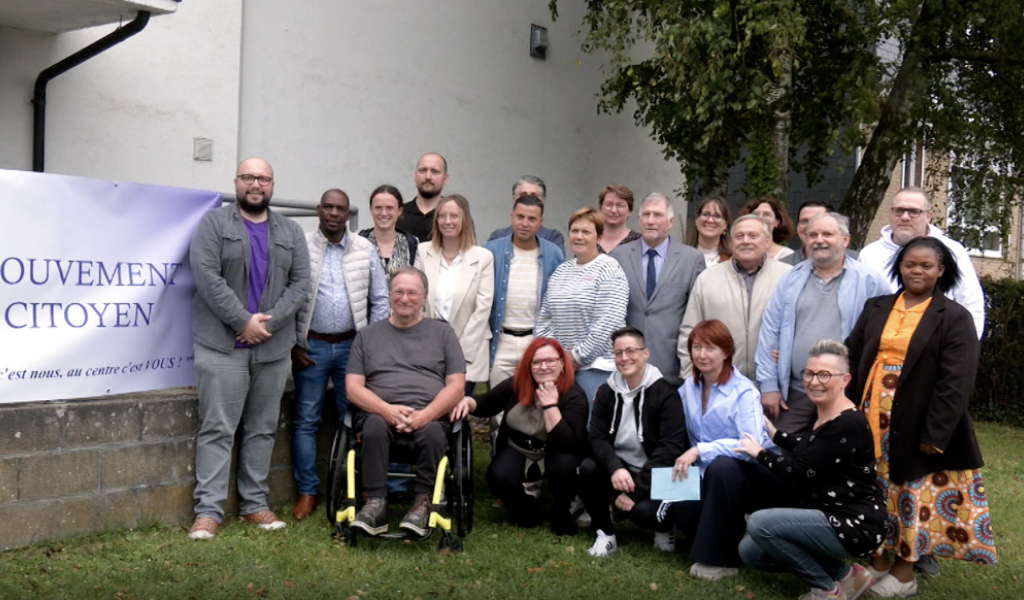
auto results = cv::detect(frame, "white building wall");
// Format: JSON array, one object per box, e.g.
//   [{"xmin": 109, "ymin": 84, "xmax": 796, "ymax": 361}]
[{"xmin": 1, "ymin": 0, "xmax": 683, "ymax": 239}]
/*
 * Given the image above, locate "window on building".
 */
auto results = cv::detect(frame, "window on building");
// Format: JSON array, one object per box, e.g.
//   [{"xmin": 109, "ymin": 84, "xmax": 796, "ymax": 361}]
[
  {"xmin": 946, "ymin": 161, "xmax": 1006, "ymax": 258},
  {"xmin": 902, "ymin": 142, "xmax": 926, "ymax": 188}
]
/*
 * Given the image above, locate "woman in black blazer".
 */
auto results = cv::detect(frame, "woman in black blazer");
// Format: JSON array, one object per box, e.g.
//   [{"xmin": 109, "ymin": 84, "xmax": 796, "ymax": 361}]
[
  {"xmin": 450, "ymin": 337, "xmax": 589, "ymax": 535},
  {"xmin": 845, "ymin": 237, "xmax": 998, "ymax": 598}
]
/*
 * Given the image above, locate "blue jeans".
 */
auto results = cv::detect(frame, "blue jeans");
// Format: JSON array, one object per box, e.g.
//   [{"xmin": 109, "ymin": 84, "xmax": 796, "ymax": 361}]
[
  {"xmin": 574, "ymin": 367, "xmax": 610, "ymax": 429},
  {"xmin": 292, "ymin": 337, "xmax": 352, "ymax": 496},
  {"xmin": 739, "ymin": 508, "xmax": 852, "ymax": 591}
]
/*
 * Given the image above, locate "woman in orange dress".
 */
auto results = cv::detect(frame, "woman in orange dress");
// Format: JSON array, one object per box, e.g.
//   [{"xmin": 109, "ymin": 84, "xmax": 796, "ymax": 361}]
[{"xmin": 845, "ymin": 237, "xmax": 997, "ymax": 597}]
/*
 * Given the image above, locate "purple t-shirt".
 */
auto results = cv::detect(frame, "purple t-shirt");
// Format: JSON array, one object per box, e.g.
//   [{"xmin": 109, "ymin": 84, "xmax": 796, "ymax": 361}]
[{"xmin": 236, "ymin": 218, "xmax": 270, "ymax": 348}]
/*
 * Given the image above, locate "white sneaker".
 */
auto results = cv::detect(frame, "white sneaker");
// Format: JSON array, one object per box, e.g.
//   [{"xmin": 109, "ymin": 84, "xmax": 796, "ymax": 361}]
[
  {"xmin": 588, "ymin": 530, "xmax": 618, "ymax": 557},
  {"xmin": 653, "ymin": 531, "xmax": 675, "ymax": 552},
  {"xmin": 865, "ymin": 565, "xmax": 890, "ymax": 581},
  {"xmin": 866, "ymin": 574, "xmax": 918, "ymax": 598},
  {"xmin": 689, "ymin": 563, "xmax": 738, "ymax": 581},
  {"xmin": 798, "ymin": 584, "xmax": 847, "ymax": 599}
]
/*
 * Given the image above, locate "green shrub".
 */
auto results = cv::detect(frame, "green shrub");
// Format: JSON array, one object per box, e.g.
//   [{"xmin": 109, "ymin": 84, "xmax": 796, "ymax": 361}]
[{"xmin": 973, "ymin": 277, "xmax": 1024, "ymax": 427}]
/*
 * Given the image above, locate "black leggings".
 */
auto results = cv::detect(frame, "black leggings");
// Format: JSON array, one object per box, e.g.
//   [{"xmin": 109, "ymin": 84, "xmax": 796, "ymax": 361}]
[
  {"xmin": 486, "ymin": 446, "xmax": 584, "ymax": 528},
  {"xmin": 577, "ymin": 457, "xmax": 668, "ymax": 534},
  {"xmin": 664, "ymin": 456, "xmax": 797, "ymax": 568}
]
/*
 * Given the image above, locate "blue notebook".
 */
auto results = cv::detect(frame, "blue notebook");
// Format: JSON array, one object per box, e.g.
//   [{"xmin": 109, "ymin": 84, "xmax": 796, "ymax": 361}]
[{"xmin": 650, "ymin": 466, "xmax": 701, "ymax": 502}]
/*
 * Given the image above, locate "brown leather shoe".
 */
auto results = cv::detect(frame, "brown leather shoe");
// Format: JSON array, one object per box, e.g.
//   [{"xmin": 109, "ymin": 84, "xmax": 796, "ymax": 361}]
[{"xmin": 292, "ymin": 494, "xmax": 316, "ymax": 520}]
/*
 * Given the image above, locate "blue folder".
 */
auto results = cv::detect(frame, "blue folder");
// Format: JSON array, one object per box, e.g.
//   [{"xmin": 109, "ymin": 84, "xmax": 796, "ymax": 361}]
[{"xmin": 650, "ymin": 466, "xmax": 701, "ymax": 501}]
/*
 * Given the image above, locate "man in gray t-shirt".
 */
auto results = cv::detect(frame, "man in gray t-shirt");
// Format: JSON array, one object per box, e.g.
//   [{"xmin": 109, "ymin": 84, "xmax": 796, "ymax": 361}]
[{"xmin": 346, "ymin": 268, "xmax": 466, "ymax": 537}]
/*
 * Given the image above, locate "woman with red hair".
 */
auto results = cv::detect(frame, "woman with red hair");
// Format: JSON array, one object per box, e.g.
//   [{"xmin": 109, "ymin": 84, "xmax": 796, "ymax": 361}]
[
  {"xmin": 451, "ymin": 337, "xmax": 589, "ymax": 534},
  {"xmin": 664, "ymin": 319, "xmax": 786, "ymax": 582}
]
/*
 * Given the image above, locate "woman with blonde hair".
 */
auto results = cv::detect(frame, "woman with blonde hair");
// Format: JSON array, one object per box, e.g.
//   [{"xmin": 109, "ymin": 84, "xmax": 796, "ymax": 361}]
[{"xmin": 415, "ymin": 194, "xmax": 494, "ymax": 395}]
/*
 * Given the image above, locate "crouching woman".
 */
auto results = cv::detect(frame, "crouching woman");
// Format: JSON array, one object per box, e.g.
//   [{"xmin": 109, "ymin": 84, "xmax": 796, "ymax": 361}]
[
  {"xmin": 579, "ymin": 327, "xmax": 688, "ymax": 557},
  {"xmin": 736, "ymin": 340, "xmax": 885, "ymax": 600}
]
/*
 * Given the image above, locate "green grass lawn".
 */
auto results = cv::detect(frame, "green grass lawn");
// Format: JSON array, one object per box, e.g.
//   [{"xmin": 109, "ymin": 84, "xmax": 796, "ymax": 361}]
[{"xmin": 1, "ymin": 421, "xmax": 1020, "ymax": 600}]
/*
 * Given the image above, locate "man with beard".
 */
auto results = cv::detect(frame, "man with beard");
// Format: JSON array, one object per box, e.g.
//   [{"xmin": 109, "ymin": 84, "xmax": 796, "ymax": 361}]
[
  {"xmin": 755, "ymin": 212, "xmax": 889, "ymax": 434},
  {"xmin": 397, "ymin": 153, "xmax": 449, "ymax": 242},
  {"xmin": 188, "ymin": 157, "xmax": 310, "ymax": 540},
  {"xmin": 289, "ymin": 189, "xmax": 390, "ymax": 520}
]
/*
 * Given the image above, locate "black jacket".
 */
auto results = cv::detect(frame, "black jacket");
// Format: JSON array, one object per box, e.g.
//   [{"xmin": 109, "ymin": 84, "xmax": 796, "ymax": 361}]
[
  {"xmin": 589, "ymin": 378, "xmax": 689, "ymax": 499},
  {"xmin": 845, "ymin": 292, "xmax": 984, "ymax": 484},
  {"xmin": 472, "ymin": 378, "xmax": 589, "ymax": 456}
]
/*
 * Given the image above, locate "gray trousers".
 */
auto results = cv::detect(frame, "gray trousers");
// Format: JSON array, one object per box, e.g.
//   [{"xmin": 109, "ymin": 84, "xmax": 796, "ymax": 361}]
[
  {"xmin": 775, "ymin": 388, "xmax": 817, "ymax": 435},
  {"xmin": 193, "ymin": 343, "xmax": 289, "ymax": 522}
]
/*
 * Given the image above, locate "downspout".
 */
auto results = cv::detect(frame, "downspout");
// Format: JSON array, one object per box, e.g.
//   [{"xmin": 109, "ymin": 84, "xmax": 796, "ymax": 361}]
[{"xmin": 32, "ymin": 11, "xmax": 151, "ymax": 172}]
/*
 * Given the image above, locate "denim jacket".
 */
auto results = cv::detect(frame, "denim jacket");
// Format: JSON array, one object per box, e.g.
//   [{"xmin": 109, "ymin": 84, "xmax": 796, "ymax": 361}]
[
  {"xmin": 755, "ymin": 257, "xmax": 890, "ymax": 400},
  {"xmin": 190, "ymin": 204, "xmax": 310, "ymax": 362},
  {"xmin": 484, "ymin": 235, "xmax": 564, "ymax": 365}
]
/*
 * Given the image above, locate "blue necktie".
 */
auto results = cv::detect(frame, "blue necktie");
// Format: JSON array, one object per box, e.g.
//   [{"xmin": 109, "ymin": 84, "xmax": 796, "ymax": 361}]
[{"xmin": 645, "ymin": 248, "xmax": 658, "ymax": 299}]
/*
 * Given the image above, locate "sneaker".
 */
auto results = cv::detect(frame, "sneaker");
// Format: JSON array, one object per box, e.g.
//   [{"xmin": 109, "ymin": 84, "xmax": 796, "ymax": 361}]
[
  {"xmin": 840, "ymin": 563, "xmax": 877, "ymax": 600},
  {"xmin": 399, "ymin": 494, "xmax": 432, "ymax": 536},
  {"xmin": 568, "ymin": 496, "xmax": 592, "ymax": 528},
  {"xmin": 865, "ymin": 565, "xmax": 890, "ymax": 581},
  {"xmin": 913, "ymin": 555, "xmax": 940, "ymax": 578},
  {"xmin": 653, "ymin": 531, "xmax": 676, "ymax": 552},
  {"xmin": 242, "ymin": 510, "xmax": 286, "ymax": 531},
  {"xmin": 799, "ymin": 583, "xmax": 848, "ymax": 599},
  {"xmin": 689, "ymin": 563, "xmax": 738, "ymax": 581},
  {"xmin": 352, "ymin": 497, "xmax": 389, "ymax": 535},
  {"xmin": 188, "ymin": 517, "xmax": 219, "ymax": 540},
  {"xmin": 866, "ymin": 574, "xmax": 918, "ymax": 598},
  {"xmin": 587, "ymin": 529, "xmax": 618, "ymax": 557}
]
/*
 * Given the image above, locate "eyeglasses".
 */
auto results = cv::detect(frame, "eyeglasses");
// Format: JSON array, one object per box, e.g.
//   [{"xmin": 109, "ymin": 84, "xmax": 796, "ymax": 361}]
[
  {"xmin": 530, "ymin": 358, "xmax": 562, "ymax": 368},
  {"xmin": 698, "ymin": 212, "xmax": 724, "ymax": 221},
  {"xmin": 891, "ymin": 207, "xmax": 925, "ymax": 218},
  {"xmin": 238, "ymin": 174, "xmax": 273, "ymax": 186},
  {"xmin": 800, "ymin": 369, "xmax": 847, "ymax": 383},
  {"xmin": 612, "ymin": 347, "xmax": 647, "ymax": 359}
]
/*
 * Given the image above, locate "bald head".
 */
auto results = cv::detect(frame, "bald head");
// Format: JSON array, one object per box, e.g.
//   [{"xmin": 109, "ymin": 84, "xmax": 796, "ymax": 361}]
[{"xmin": 234, "ymin": 157, "xmax": 275, "ymax": 216}]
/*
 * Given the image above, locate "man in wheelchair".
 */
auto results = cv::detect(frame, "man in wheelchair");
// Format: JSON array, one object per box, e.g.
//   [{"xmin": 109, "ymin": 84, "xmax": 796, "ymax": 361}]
[{"xmin": 345, "ymin": 267, "xmax": 467, "ymax": 536}]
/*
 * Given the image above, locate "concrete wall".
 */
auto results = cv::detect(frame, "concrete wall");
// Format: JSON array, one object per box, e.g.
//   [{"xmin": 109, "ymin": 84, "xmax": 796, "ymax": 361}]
[
  {"xmin": 0, "ymin": 388, "xmax": 315, "ymax": 551},
  {"xmin": 1, "ymin": 0, "xmax": 683, "ymax": 238}
]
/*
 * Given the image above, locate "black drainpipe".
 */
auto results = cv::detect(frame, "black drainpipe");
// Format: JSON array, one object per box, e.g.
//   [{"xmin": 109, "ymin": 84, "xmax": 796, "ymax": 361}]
[{"xmin": 32, "ymin": 11, "xmax": 151, "ymax": 172}]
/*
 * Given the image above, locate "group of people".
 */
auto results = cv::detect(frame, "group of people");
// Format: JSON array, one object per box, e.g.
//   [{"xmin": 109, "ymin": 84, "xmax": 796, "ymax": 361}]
[{"xmin": 185, "ymin": 153, "xmax": 997, "ymax": 600}]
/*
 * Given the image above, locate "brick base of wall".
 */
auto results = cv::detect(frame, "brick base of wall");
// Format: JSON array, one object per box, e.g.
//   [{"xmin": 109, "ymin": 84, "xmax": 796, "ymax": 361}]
[{"xmin": 0, "ymin": 387, "xmax": 329, "ymax": 551}]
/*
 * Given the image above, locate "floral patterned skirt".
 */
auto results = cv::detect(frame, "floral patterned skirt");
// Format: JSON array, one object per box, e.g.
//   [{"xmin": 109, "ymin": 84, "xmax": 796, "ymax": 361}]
[{"xmin": 862, "ymin": 364, "xmax": 999, "ymax": 565}]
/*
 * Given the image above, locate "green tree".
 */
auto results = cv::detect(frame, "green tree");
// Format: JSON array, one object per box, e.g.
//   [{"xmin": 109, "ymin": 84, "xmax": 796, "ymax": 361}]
[{"xmin": 553, "ymin": 0, "xmax": 1024, "ymax": 247}]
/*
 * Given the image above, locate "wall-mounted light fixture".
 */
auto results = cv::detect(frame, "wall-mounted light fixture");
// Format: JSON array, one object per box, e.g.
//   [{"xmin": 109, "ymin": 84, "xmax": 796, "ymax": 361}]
[{"xmin": 530, "ymin": 24, "xmax": 548, "ymax": 59}]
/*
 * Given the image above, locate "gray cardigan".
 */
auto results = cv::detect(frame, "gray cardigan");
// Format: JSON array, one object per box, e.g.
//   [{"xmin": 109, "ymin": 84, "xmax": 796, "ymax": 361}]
[{"xmin": 189, "ymin": 204, "xmax": 310, "ymax": 362}]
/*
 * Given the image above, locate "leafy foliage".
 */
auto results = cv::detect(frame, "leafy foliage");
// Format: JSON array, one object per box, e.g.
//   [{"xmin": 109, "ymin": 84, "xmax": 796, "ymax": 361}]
[
  {"xmin": 553, "ymin": 0, "xmax": 1024, "ymax": 247},
  {"xmin": 973, "ymin": 277, "xmax": 1024, "ymax": 427}
]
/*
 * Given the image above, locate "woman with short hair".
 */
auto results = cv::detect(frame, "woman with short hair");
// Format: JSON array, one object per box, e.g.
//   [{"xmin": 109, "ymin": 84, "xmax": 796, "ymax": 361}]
[
  {"xmin": 598, "ymin": 184, "xmax": 642, "ymax": 253},
  {"xmin": 736, "ymin": 339, "xmax": 885, "ymax": 600},
  {"xmin": 536, "ymin": 207, "xmax": 629, "ymax": 401},
  {"xmin": 664, "ymin": 319, "xmax": 783, "ymax": 581}
]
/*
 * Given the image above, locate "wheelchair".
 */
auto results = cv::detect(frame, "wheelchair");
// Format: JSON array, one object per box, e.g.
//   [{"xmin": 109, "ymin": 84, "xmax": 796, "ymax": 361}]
[{"xmin": 324, "ymin": 410, "xmax": 474, "ymax": 551}]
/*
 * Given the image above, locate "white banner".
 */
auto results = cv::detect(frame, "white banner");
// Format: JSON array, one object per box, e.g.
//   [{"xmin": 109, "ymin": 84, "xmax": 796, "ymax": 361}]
[{"xmin": 0, "ymin": 169, "xmax": 222, "ymax": 403}]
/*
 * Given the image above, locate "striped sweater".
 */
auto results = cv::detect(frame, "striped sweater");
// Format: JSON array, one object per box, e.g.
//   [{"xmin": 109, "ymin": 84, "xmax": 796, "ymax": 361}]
[{"xmin": 535, "ymin": 254, "xmax": 628, "ymax": 370}]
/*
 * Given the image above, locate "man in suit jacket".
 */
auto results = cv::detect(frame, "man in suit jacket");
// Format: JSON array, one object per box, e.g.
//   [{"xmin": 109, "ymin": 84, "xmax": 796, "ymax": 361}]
[{"xmin": 610, "ymin": 193, "xmax": 704, "ymax": 387}]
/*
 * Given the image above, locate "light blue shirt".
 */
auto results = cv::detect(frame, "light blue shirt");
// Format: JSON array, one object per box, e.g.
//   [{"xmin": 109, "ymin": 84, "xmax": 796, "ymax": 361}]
[
  {"xmin": 640, "ymin": 237, "xmax": 670, "ymax": 290},
  {"xmin": 678, "ymin": 367, "xmax": 775, "ymax": 469},
  {"xmin": 309, "ymin": 234, "xmax": 390, "ymax": 333},
  {"xmin": 755, "ymin": 257, "xmax": 892, "ymax": 401}
]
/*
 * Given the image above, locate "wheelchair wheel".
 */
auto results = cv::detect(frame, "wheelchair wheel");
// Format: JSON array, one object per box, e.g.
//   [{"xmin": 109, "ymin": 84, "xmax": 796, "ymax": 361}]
[
  {"xmin": 463, "ymin": 421, "xmax": 474, "ymax": 533},
  {"xmin": 324, "ymin": 425, "xmax": 350, "ymax": 524}
]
